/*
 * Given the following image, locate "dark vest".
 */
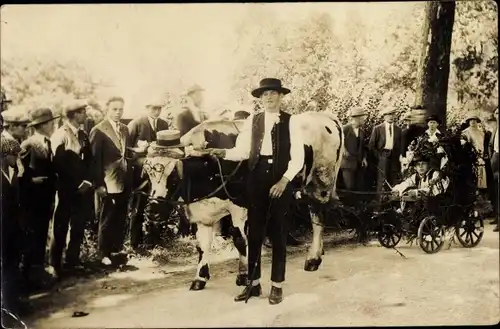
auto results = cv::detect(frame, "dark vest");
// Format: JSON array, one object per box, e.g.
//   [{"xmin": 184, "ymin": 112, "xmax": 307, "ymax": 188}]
[{"xmin": 248, "ymin": 111, "xmax": 291, "ymax": 178}]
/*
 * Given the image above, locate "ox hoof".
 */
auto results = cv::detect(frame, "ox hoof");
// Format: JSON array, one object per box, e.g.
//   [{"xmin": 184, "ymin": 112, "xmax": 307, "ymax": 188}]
[
  {"xmin": 235, "ymin": 274, "xmax": 248, "ymax": 286},
  {"xmin": 304, "ymin": 258, "xmax": 323, "ymax": 272},
  {"xmin": 189, "ymin": 280, "xmax": 206, "ymax": 291}
]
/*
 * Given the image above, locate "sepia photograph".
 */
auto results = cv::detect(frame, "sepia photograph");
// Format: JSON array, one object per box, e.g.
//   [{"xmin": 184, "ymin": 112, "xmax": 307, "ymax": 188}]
[{"xmin": 0, "ymin": 2, "xmax": 498, "ymax": 328}]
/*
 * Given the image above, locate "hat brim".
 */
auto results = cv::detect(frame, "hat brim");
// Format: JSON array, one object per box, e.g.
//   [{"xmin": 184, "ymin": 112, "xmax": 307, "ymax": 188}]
[
  {"xmin": 27, "ymin": 115, "xmax": 60, "ymax": 127},
  {"xmin": 465, "ymin": 117, "xmax": 481, "ymax": 123},
  {"xmin": 251, "ymin": 87, "xmax": 291, "ymax": 98}
]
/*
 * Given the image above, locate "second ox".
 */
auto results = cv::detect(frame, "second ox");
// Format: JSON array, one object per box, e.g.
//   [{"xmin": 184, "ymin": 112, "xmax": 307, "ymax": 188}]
[{"xmin": 142, "ymin": 111, "xmax": 344, "ymax": 290}]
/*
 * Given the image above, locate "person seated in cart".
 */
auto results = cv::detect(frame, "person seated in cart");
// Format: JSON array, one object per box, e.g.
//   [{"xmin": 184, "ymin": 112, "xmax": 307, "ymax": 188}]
[{"xmin": 392, "ymin": 153, "xmax": 450, "ymax": 200}]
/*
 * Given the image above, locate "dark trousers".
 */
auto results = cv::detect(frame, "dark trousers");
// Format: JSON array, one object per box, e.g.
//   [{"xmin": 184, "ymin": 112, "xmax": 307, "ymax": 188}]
[
  {"xmin": 50, "ymin": 191, "xmax": 94, "ymax": 269},
  {"xmin": 23, "ymin": 195, "xmax": 54, "ymax": 270},
  {"xmin": 98, "ymin": 192, "xmax": 128, "ymax": 257},
  {"xmin": 1, "ymin": 216, "xmax": 22, "ymax": 313},
  {"xmin": 247, "ymin": 159, "xmax": 293, "ymax": 283},
  {"xmin": 342, "ymin": 166, "xmax": 363, "ymax": 191},
  {"xmin": 375, "ymin": 150, "xmax": 400, "ymax": 201}
]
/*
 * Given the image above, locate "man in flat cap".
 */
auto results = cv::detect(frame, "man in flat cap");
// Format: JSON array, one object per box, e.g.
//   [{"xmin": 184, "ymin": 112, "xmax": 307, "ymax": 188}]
[
  {"xmin": 90, "ymin": 96, "xmax": 130, "ymax": 266},
  {"xmin": 369, "ymin": 106, "xmax": 403, "ymax": 205},
  {"xmin": 127, "ymin": 98, "xmax": 169, "ymax": 250},
  {"xmin": 19, "ymin": 108, "xmax": 59, "ymax": 288},
  {"xmin": 2, "ymin": 109, "xmax": 29, "ymax": 143},
  {"xmin": 49, "ymin": 100, "xmax": 94, "ymax": 278},
  {"xmin": 210, "ymin": 78, "xmax": 305, "ymax": 305},
  {"xmin": 341, "ymin": 107, "xmax": 368, "ymax": 192}
]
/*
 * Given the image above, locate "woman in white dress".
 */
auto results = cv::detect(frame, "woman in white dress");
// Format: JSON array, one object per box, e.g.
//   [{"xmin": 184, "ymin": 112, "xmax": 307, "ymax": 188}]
[{"xmin": 461, "ymin": 114, "xmax": 488, "ymax": 191}]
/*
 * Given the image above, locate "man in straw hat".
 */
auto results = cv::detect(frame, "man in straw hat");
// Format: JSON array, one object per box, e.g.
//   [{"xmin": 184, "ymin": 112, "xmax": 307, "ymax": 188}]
[
  {"xmin": 341, "ymin": 106, "xmax": 368, "ymax": 192},
  {"xmin": 210, "ymin": 78, "xmax": 305, "ymax": 304},
  {"xmin": 368, "ymin": 105, "xmax": 403, "ymax": 204},
  {"xmin": 90, "ymin": 96, "xmax": 131, "ymax": 266},
  {"xmin": 127, "ymin": 97, "xmax": 170, "ymax": 250},
  {"xmin": 19, "ymin": 108, "xmax": 59, "ymax": 288},
  {"xmin": 49, "ymin": 100, "xmax": 94, "ymax": 278}
]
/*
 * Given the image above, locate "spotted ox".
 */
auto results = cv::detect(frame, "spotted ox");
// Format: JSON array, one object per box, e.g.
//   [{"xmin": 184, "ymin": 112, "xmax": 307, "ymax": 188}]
[
  {"xmin": 182, "ymin": 111, "xmax": 344, "ymax": 272},
  {"xmin": 143, "ymin": 120, "xmax": 249, "ymax": 291},
  {"xmin": 143, "ymin": 112, "xmax": 343, "ymax": 290}
]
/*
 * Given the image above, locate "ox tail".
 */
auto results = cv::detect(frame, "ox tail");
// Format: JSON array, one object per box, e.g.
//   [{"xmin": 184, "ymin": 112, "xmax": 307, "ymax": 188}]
[{"xmin": 331, "ymin": 117, "xmax": 343, "ymax": 201}]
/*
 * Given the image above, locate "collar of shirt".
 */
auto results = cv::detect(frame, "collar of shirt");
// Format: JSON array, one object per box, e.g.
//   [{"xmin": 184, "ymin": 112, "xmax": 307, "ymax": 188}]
[
  {"xmin": 33, "ymin": 131, "xmax": 50, "ymax": 143},
  {"xmin": 67, "ymin": 122, "xmax": 80, "ymax": 136},
  {"xmin": 2, "ymin": 130, "xmax": 15, "ymax": 140},
  {"xmin": 265, "ymin": 112, "xmax": 280, "ymax": 125},
  {"xmin": 108, "ymin": 119, "xmax": 121, "ymax": 134},
  {"xmin": 384, "ymin": 121, "xmax": 393, "ymax": 129},
  {"xmin": 148, "ymin": 116, "xmax": 157, "ymax": 129},
  {"xmin": 425, "ymin": 128, "xmax": 441, "ymax": 135}
]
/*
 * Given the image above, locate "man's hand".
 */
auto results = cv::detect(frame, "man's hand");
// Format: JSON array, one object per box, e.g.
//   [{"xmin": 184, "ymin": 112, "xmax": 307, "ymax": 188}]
[
  {"xmin": 77, "ymin": 181, "xmax": 93, "ymax": 194},
  {"xmin": 208, "ymin": 148, "xmax": 226, "ymax": 159},
  {"xmin": 32, "ymin": 176, "xmax": 48, "ymax": 184},
  {"xmin": 95, "ymin": 186, "xmax": 107, "ymax": 197},
  {"xmin": 269, "ymin": 177, "xmax": 289, "ymax": 199},
  {"xmin": 362, "ymin": 158, "xmax": 368, "ymax": 167}
]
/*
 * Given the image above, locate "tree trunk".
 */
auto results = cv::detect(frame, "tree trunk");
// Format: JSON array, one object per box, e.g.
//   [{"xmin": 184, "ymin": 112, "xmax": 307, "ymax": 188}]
[{"xmin": 414, "ymin": 1, "xmax": 456, "ymax": 128}]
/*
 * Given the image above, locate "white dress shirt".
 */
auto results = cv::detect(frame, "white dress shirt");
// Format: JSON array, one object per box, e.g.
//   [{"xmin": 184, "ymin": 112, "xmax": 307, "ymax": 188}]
[
  {"xmin": 384, "ymin": 122, "xmax": 394, "ymax": 150},
  {"xmin": 225, "ymin": 112, "xmax": 305, "ymax": 182},
  {"xmin": 353, "ymin": 126, "xmax": 359, "ymax": 138},
  {"xmin": 148, "ymin": 116, "xmax": 158, "ymax": 132}
]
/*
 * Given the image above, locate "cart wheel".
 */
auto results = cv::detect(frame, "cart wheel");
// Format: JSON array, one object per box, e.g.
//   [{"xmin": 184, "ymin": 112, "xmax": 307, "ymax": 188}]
[
  {"xmin": 377, "ymin": 224, "xmax": 402, "ymax": 248},
  {"xmin": 455, "ymin": 211, "xmax": 484, "ymax": 248},
  {"xmin": 417, "ymin": 216, "xmax": 445, "ymax": 254}
]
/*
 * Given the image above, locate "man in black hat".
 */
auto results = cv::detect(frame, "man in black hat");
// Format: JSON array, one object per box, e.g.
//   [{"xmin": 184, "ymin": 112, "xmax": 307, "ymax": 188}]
[
  {"xmin": 50, "ymin": 100, "xmax": 94, "ymax": 278},
  {"xmin": 19, "ymin": 108, "xmax": 59, "ymax": 288},
  {"xmin": 210, "ymin": 78, "xmax": 305, "ymax": 305}
]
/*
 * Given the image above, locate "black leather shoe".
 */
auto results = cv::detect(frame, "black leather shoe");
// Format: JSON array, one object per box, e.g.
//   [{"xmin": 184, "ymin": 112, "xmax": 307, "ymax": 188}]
[
  {"xmin": 269, "ymin": 286, "xmax": 283, "ymax": 305},
  {"xmin": 234, "ymin": 284, "xmax": 262, "ymax": 302}
]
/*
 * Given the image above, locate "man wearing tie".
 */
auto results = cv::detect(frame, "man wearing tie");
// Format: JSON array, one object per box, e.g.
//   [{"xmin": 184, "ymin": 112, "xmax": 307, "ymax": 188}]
[
  {"xmin": 50, "ymin": 101, "xmax": 94, "ymax": 278},
  {"xmin": 127, "ymin": 99, "xmax": 169, "ymax": 250},
  {"xmin": 341, "ymin": 106, "xmax": 368, "ymax": 192},
  {"xmin": 369, "ymin": 106, "xmax": 402, "ymax": 203},
  {"xmin": 210, "ymin": 78, "xmax": 305, "ymax": 305},
  {"xmin": 90, "ymin": 96, "xmax": 131, "ymax": 265},
  {"xmin": 19, "ymin": 108, "xmax": 59, "ymax": 288}
]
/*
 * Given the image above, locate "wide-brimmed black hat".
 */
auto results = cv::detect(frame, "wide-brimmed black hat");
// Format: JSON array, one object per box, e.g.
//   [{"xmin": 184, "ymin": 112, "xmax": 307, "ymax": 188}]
[
  {"xmin": 426, "ymin": 114, "xmax": 441, "ymax": 124},
  {"xmin": 28, "ymin": 108, "xmax": 60, "ymax": 127},
  {"xmin": 251, "ymin": 78, "xmax": 291, "ymax": 98}
]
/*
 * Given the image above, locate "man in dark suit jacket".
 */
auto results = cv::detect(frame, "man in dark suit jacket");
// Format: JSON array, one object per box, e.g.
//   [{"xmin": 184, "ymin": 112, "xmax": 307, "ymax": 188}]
[
  {"xmin": 19, "ymin": 108, "xmax": 59, "ymax": 288},
  {"xmin": 50, "ymin": 101, "xmax": 94, "ymax": 278},
  {"xmin": 401, "ymin": 107, "xmax": 427, "ymax": 158},
  {"xmin": 341, "ymin": 107, "xmax": 367, "ymax": 192},
  {"xmin": 369, "ymin": 106, "xmax": 402, "ymax": 203},
  {"xmin": 90, "ymin": 96, "xmax": 130, "ymax": 264},
  {"xmin": 1, "ymin": 137, "xmax": 27, "ymax": 319},
  {"xmin": 126, "ymin": 100, "xmax": 169, "ymax": 250}
]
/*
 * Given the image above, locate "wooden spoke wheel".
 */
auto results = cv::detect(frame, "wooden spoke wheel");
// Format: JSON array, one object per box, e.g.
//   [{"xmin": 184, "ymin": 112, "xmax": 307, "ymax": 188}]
[
  {"xmin": 377, "ymin": 224, "xmax": 402, "ymax": 248},
  {"xmin": 455, "ymin": 211, "xmax": 484, "ymax": 248},
  {"xmin": 417, "ymin": 216, "xmax": 445, "ymax": 254}
]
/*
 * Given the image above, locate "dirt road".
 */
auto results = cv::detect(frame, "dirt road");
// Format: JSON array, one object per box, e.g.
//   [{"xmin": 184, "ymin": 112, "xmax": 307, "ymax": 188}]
[{"xmin": 28, "ymin": 224, "xmax": 499, "ymax": 327}]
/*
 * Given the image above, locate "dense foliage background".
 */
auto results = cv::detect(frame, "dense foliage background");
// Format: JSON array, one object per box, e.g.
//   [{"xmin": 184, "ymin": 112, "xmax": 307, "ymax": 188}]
[{"xmin": 1, "ymin": 2, "xmax": 497, "ymax": 129}]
